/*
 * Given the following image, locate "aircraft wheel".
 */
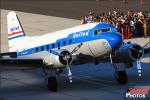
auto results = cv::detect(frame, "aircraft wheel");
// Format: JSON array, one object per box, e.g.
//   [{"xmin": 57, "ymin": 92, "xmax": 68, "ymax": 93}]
[
  {"xmin": 47, "ymin": 76, "xmax": 58, "ymax": 91},
  {"xmin": 115, "ymin": 70, "xmax": 128, "ymax": 85}
]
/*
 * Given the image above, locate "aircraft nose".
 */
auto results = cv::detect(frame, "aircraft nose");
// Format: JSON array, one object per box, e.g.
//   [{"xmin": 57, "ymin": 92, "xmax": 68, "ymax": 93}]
[
  {"xmin": 102, "ymin": 33, "xmax": 123, "ymax": 50},
  {"xmin": 107, "ymin": 33, "xmax": 123, "ymax": 50}
]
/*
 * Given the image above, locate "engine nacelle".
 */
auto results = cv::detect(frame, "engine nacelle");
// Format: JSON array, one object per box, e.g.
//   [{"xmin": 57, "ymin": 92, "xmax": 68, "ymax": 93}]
[
  {"xmin": 114, "ymin": 43, "xmax": 143, "ymax": 63},
  {"xmin": 43, "ymin": 50, "xmax": 72, "ymax": 68}
]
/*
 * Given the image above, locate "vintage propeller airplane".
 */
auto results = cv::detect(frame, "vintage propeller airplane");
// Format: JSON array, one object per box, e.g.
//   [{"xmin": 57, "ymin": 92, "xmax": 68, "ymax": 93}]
[{"xmin": 0, "ymin": 11, "xmax": 149, "ymax": 91}]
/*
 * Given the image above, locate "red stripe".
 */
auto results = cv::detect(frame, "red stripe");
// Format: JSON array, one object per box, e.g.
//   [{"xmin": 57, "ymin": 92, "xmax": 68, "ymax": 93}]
[{"xmin": 8, "ymin": 31, "xmax": 23, "ymax": 37}]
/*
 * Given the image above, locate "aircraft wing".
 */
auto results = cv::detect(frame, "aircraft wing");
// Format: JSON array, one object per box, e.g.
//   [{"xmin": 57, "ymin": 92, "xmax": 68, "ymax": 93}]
[
  {"xmin": 0, "ymin": 49, "xmax": 73, "ymax": 69},
  {"xmin": 0, "ymin": 46, "xmax": 149, "ymax": 67},
  {"xmin": 97, "ymin": 45, "xmax": 150, "ymax": 64},
  {"xmin": 0, "ymin": 52, "xmax": 43, "ymax": 65}
]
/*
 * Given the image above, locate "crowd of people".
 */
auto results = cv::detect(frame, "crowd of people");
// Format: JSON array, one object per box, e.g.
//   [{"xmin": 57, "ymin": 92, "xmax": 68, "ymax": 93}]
[{"xmin": 80, "ymin": 10, "xmax": 150, "ymax": 39}]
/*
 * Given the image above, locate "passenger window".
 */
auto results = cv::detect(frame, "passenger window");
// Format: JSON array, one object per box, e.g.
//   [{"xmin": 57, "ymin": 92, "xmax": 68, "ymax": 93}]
[
  {"xmin": 69, "ymin": 40, "xmax": 72, "ymax": 44},
  {"xmin": 41, "ymin": 46, "xmax": 44, "ymax": 51},
  {"xmin": 58, "ymin": 42, "xmax": 60, "ymax": 49},
  {"xmin": 52, "ymin": 44, "xmax": 55, "ymax": 48},
  {"xmin": 46, "ymin": 45, "xmax": 49, "ymax": 51},
  {"xmin": 94, "ymin": 30, "xmax": 98, "ymax": 36},
  {"xmin": 58, "ymin": 42, "xmax": 60, "ymax": 47},
  {"xmin": 36, "ymin": 48, "xmax": 38, "ymax": 52},
  {"xmin": 63, "ymin": 41, "xmax": 66, "ymax": 46}
]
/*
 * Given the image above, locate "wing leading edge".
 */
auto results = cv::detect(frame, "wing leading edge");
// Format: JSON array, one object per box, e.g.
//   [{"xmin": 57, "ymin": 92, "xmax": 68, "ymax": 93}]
[{"xmin": 0, "ymin": 52, "xmax": 43, "ymax": 65}]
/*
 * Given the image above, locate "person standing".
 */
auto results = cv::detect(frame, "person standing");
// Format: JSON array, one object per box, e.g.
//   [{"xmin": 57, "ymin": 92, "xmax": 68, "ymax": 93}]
[
  {"xmin": 143, "ymin": 19, "xmax": 148, "ymax": 38},
  {"xmin": 80, "ymin": 16, "xmax": 87, "ymax": 25}
]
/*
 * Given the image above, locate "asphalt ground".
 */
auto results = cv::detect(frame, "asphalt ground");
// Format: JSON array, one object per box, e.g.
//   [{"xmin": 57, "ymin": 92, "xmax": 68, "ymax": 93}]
[
  {"xmin": 0, "ymin": 1, "xmax": 150, "ymax": 100},
  {"xmin": 0, "ymin": 0, "xmax": 150, "ymax": 19}
]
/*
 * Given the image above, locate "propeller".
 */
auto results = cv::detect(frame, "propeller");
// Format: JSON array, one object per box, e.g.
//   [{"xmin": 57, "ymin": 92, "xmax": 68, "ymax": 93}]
[
  {"xmin": 63, "ymin": 43, "xmax": 83, "ymax": 83},
  {"xmin": 126, "ymin": 45, "xmax": 143, "ymax": 76},
  {"xmin": 64, "ymin": 43, "xmax": 83, "ymax": 83},
  {"xmin": 131, "ymin": 41, "xmax": 150, "ymax": 77},
  {"xmin": 124, "ymin": 41, "xmax": 150, "ymax": 77},
  {"xmin": 62, "ymin": 52, "xmax": 73, "ymax": 83}
]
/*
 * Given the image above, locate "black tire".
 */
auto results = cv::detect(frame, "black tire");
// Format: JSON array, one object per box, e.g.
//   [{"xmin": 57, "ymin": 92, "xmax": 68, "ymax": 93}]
[
  {"xmin": 47, "ymin": 76, "xmax": 58, "ymax": 91},
  {"xmin": 115, "ymin": 70, "xmax": 128, "ymax": 85}
]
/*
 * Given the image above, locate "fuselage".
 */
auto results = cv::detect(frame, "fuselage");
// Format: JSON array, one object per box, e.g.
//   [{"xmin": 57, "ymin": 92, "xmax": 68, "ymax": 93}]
[{"xmin": 11, "ymin": 23, "xmax": 123, "ymax": 64}]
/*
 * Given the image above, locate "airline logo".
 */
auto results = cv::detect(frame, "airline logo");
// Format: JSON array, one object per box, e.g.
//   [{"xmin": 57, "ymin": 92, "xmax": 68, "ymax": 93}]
[
  {"xmin": 10, "ymin": 26, "xmax": 19, "ymax": 33},
  {"xmin": 73, "ymin": 31, "xmax": 89, "ymax": 39},
  {"xmin": 8, "ymin": 26, "xmax": 24, "ymax": 40}
]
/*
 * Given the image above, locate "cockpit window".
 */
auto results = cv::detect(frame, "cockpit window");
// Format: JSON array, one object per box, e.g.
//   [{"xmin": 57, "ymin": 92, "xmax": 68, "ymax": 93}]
[{"xmin": 94, "ymin": 28, "xmax": 111, "ymax": 36}]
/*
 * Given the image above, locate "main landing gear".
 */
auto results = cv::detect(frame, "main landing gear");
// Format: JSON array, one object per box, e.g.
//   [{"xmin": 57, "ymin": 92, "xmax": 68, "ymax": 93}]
[
  {"xmin": 113, "ymin": 63, "xmax": 128, "ymax": 85},
  {"xmin": 47, "ymin": 76, "xmax": 58, "ymax": 91},
  {"xmin": 109, "ymin": 54, "xmax": 128, "ymax": 85},
  {"xmin": 42, "ymin": 68, "xmax": 63, "ymax": 92}
]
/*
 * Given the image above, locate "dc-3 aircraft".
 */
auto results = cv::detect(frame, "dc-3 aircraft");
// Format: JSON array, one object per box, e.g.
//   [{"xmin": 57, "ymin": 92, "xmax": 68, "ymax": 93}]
[{"xmin": 0, "ymin": 12, "xmax": 149, "ymax": 91}]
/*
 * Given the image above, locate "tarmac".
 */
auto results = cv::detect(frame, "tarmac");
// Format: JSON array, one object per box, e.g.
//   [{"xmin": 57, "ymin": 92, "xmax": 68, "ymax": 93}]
[
  {"xmin": 1, "ymin": 0, "xmax": 150, "ymax": 19},
  {"xmin": 0, "ymin": 8, "xmax": 150, "ymax": 100}
]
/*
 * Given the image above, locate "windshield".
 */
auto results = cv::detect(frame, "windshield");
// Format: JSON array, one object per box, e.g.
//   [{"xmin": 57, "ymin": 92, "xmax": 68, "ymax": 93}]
[{"xmin": 94, "ymin": 28, "xmax": 111, "ymax": 35}]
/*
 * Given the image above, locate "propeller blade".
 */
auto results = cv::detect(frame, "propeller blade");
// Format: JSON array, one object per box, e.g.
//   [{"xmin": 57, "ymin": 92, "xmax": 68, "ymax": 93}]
[
  {"xmin": 67, "ymin": 66, "xmax": 72, "ymax": 83},
  {"xmin": 110, "ymin": 53, "xmax": 113, "ymax": 64},
  {"xmin": 71, "ymin": 43, "xmax": 83, "ymax": 54},
  {"xmin": 64, "ymin": 57, "xmax": 72, "ymax": 83}
]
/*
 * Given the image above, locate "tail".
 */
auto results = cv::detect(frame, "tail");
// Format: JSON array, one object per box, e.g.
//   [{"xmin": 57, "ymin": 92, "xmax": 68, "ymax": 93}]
[{"xmin": 7, "ymin": 11, "xmax": 26, "ymax": 48}]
